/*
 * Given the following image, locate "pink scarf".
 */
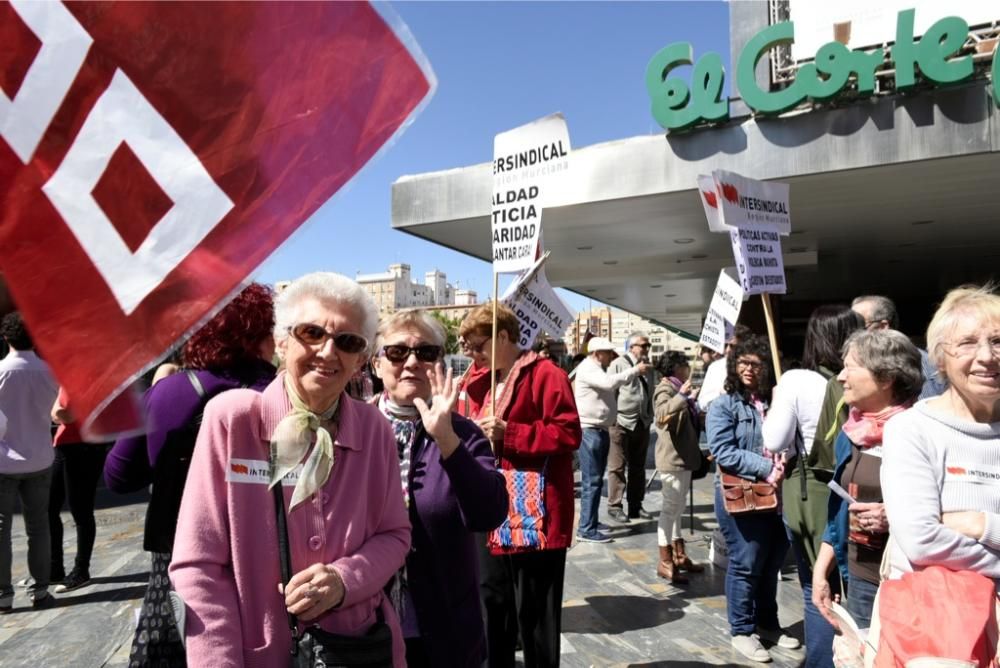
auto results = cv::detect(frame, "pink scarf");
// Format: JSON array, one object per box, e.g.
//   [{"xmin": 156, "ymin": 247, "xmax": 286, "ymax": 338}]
[{"xmin": 841, "ymin": 403, "xmax": 911, "ymax": 447}]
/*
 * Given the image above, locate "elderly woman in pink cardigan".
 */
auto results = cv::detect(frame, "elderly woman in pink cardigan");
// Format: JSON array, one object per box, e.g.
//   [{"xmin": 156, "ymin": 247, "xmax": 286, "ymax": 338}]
[{"xmin": 170, "ymin": 273, "xmax": 410, "ymax": 667}]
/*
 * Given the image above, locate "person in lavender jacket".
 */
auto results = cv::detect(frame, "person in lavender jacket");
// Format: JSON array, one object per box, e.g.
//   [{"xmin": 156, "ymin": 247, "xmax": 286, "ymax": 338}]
[
  {"xmin": 105, "ymin": 283, "xmax": 277, "ymax": 665},
  {"xmin": 170, "ymin": 273, "xmax": 411, "ymax": 667},
  {"xmin": 371, "ymin": 310, "xmax": 508, "ymax": 667}
]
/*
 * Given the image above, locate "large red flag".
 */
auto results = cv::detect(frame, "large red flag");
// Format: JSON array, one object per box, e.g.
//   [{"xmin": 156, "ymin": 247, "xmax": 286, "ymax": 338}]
[{"xmin": 0, "ymin": 1, "xmax": 434, "ymax": 438}]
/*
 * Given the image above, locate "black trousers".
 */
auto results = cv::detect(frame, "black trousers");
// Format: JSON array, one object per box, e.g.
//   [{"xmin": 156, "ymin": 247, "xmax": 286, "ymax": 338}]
[
  {"xmin": 479, "ymin": 539, "xmax": 567, "ymax": 668},
  {"xmin": 48, "ymin": 443, "xmax": 109, "ymax": 575}
]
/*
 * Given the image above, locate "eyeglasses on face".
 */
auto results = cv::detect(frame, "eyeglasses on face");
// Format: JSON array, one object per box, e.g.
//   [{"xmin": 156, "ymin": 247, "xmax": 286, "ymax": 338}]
[
  {"xmin": 460, "ymin": 337, "xmax": 491, "ymax": 355},
  {"xmin": 736, "ymin": 358, "xmax": 764, "ymax": 371},
  {"xmin": 380, "ymin": 344, "xmax": 443, "ymax": 364},
  {"xmin": 288, "ymin": 323, "xmax": 368, "ymax": 354},
  {"xmin": 946, "ymin": 336, "xmax": 1000, "ymax": 359},
  {"xmin": 634, "ymin": 342, "xmax": 651, "ymax": 349}
]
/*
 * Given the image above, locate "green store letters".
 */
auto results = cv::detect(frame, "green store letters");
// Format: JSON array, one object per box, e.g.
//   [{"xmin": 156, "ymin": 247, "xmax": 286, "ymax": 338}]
[{"xmin": 646, "ymin": 8, "xmax": 999, "ymax": 131}]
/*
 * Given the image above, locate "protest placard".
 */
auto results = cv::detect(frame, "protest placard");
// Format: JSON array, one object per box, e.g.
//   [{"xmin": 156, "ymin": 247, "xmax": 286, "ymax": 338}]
[
  {"xmin": 697, "ymin": 174, "xmax": 728, "ymax": 233},
  {"xmin": 712, "ymin": 169, "xmax": 791, "ymax": 235},
  {"xmin": 699, "ymin": 309, "xmax": 731, "ymax": 355},
  {"xmin": 501, "ymin": 254, "xmax": 574, "ymax": 349},
  {"xmin": 699, "ymin": 268, "xmax": 743, "ymax": 354},
  {"xmin": 491, "ymin": 114, "xmax": 570, "ymax": 274},
  {"xmin": 729, "ymin": 223, "xmax": 787, "ymax": 295}
]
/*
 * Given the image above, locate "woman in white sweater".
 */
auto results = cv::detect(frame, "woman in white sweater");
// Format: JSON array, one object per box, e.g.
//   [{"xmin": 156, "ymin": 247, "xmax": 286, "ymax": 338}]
[{"xmin": 882, "ymin": 285, "xmax": 1000, "ymax": 584}]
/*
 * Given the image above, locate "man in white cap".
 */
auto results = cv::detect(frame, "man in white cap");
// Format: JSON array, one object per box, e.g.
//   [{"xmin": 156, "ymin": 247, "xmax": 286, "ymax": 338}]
[{"xmin": 573, "ymin": 337, "xmax": 650, "ymax": 543}]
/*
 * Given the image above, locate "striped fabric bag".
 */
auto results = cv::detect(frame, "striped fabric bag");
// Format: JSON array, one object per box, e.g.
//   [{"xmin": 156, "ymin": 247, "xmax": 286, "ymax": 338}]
[{"xmin": 489, "ymin": 466, "xmax": 547, "ymax": 550}]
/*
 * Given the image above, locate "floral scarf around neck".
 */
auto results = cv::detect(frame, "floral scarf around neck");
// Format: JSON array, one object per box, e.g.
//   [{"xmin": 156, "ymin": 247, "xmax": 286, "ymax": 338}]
[{"xmin": 841, "ymin": 402, "xmax": 911, "ymax": 447}]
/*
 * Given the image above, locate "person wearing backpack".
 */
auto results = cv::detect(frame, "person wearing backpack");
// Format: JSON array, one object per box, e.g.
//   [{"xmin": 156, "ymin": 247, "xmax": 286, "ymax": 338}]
[{"xmin": 105, "ymin": 283, "xmax": 276, "ymax": 667}]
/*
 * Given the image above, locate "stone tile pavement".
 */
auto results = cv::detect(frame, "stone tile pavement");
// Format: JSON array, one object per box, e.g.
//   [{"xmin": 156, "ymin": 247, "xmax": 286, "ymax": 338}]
[{"xmin": 1, "ymin": 464, "xmax": 806, "ymax": 667}]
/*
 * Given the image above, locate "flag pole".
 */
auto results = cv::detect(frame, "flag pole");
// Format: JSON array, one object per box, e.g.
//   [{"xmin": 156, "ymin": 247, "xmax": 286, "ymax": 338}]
[{"xmin": 761, "ymin": 293, "xmax": 782, "ymax": 382}]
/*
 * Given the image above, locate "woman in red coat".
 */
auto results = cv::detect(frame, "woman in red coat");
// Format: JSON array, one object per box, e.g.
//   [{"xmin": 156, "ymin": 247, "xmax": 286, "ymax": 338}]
[{"xmin": 456, "ymin": 303, "xmax": 581, "ymax": 668}]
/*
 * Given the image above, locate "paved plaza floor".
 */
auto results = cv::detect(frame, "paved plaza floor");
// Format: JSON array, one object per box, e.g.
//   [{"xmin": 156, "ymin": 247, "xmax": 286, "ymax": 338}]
[{"xmin": 2, "ymin": 461, "xmax": 805, "ymax": 667}]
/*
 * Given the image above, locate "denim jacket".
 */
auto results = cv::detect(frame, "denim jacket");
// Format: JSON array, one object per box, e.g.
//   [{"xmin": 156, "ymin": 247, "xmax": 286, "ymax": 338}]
[
  {"xmin": 821, "ymin": 430, "xmax": 855, "ymax": 582},
  {"xmin": 706, "ymin": 392, "xmax": 772, "ymax": 482}
]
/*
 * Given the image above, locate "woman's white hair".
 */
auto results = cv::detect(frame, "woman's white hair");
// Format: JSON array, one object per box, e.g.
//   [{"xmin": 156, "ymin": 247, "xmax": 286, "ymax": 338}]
[
  {"xmin": 373, "ymin": 310, "xmax": 447, "ymax": 352},
  {"xmin": 927, "ymin": 283, "xmax": 1000, "ymax": 372},
  {"xmin": 273, "ymin": 272, "xmax": 379, "ymax": 352}
]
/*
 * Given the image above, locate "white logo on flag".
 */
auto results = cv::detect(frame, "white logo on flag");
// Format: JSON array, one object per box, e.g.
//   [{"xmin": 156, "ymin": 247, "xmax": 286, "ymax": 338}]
[
  {"xmin": 42, "ymin": 70, "xmax": 234, "ymax": 315},
  {"xmin": 0, "ymin": 0, "xmax": 93, "ymax": 164}
]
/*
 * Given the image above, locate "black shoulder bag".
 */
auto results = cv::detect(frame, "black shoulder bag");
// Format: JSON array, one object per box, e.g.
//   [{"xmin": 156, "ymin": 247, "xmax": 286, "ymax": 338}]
[
  {"xmin": 272, "ymin": 485, "xmax": 394, "ymax": 668},
  {"xmin": 145, "ymin": 371, "xmax": 211, "ymax": 553}
]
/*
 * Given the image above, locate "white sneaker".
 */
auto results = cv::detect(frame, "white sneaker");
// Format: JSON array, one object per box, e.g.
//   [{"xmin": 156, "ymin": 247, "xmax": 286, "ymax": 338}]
[
  {"xmin": 731, "ymin": 634, "xmax": 772, "ymax": 663},
  {"xmin": 756, "ymin": 626, "xmax": 801, "ymax": 649}
]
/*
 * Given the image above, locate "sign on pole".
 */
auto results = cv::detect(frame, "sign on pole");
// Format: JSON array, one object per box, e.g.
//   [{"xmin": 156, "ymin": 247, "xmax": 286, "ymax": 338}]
[
  {"xmin": 491, "ymin": 114, "xmax": 570, "ymax": 274},
  {"xmin": 713, "ymin": 169, "xmax": 791, "ymax": 234},
  {"xmin": 501, "ymin": 253, "xmax": 574, "ymax": 350},
  {"xmin": 699, "ymin": 268, "xmax": 744, "ymax": 354},
  {"xmin": 729, "ymin": 224, "xmax": 787, "ymax": 295},
  {"xmin": 0, "ymin": 1, "xmax": 435, "ymax": 437},
  {"xmin": 696, "ymin": 170, "xmax": 791, "ymax": 235},
  {"xmin": 696, "ymin": 170, "xmax": 790, "ymax": 379},
  {"xmin": 698, "ymin": 174, "xmax": 728, "ymax": 233}
]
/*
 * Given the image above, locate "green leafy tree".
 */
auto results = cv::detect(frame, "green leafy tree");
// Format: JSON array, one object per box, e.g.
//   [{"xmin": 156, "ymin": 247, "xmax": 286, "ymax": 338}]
[{"xmin": 429, "ymin": 311, "xmax": 462, "ymax": 355}]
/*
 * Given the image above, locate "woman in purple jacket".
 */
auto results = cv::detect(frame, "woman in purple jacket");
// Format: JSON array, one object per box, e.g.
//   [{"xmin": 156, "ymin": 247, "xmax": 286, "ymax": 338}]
[
  {"xmin": 372, "ymin": 310, "xmax": 508, "ymax": 667},
  {"xmin": 104, "ymin": 283, "xmax": 277, "ymax": 667}
]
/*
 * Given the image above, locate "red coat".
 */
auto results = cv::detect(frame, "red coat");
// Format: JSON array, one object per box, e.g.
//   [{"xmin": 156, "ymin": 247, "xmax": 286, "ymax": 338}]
[{"xmin": 459, "ymin": 355, "xmax": 582, "ymax": 553}]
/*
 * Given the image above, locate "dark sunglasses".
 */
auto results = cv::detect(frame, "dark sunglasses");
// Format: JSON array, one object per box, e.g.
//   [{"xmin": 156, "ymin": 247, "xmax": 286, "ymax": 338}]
[
  {"xmin": 288, "ymin": 323, "xmax": 368, "ymax": 354},
  {"xmin": 380, "ymin": 344, "xmax": 443, "ymax": 364}
]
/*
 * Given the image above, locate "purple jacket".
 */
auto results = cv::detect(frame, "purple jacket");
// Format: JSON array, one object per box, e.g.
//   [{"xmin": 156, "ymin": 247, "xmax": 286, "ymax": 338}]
[
  {"xmin": 104, "ymin": 361, "xmax": 275, "ymax": 493},
  {"xmin": 405, "ymin": 415, "xmax": 507, "ymax": 667}
]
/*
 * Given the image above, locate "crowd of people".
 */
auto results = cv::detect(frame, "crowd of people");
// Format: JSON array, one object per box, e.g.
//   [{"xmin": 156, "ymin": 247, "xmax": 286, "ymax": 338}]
[{"xmin": 0, "ymin": 276, "xmax": 998, "ymax": 667}]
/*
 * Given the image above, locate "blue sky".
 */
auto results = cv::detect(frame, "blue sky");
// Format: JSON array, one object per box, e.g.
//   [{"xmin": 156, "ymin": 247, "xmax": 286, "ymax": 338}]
[{"xmin": 256, "ymin": 1, "xmax": 730, "ymax": 311}]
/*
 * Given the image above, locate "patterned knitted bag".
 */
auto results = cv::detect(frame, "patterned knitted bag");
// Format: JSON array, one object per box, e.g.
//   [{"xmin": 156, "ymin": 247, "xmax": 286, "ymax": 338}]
[{"xmin": 488, "ymin": 467, "xmax": 547, "ymax": 550}]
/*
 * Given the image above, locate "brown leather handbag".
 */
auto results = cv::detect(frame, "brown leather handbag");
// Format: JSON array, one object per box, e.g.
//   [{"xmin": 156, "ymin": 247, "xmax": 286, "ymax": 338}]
[{"xmin": 719, "ymin": 469, "xmax": 778, "ymax": 515}]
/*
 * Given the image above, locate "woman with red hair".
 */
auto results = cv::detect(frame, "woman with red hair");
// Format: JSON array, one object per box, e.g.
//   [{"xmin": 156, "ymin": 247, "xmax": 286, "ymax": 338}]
[{"xmin": 105, "ymin": 283, "xmax": 277, "ymax": 667}]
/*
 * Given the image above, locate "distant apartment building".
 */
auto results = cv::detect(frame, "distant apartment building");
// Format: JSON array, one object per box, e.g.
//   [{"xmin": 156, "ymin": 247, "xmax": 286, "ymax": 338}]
[
  {"xmin": 355, "ymin": 263, "xmax": 476, "ymax": 314},
  {"xmin": 566, "ymin": 306, "xmax": 696, "ymax": 359}
]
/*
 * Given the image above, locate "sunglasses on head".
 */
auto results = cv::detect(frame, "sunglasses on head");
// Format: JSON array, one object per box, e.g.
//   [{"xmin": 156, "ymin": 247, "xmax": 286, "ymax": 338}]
[
  {"xmin": 380, "ymin": 344, "xmax": 443, "ymax": 364},
  {"xmin": 288, "ymin": 323, "xmax": 368, "ymax": 354}
]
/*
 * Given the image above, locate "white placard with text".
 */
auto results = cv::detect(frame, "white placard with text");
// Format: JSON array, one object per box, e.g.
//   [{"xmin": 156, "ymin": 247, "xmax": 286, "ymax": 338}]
[{"xmin": 491, "ymin": 114, "xmax": 570, "ymax": 274}]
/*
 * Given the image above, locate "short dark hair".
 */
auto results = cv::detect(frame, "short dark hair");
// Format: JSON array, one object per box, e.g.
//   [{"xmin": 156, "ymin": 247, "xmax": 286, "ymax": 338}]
[
  {"xmin": 853, "ymin": 295, "xmax": 899, "ymax": 329},
  {"xmin": 801, "ymin": 305, "xmax": 864, "ymax": 372},
  {"xmin": 1, "ymin": 312, "xmax": 32, "ymax": 351},
  {"xmin": 656, "ymin": 351, "xmax": 689, "ymax": 378},
  {"xmin": 730, "ymin": 324, "xmax": 753, "ymax": 345},
  {"xmin": 724, "ymin": 336, "xmax": 774, "ymax": 402},
  {"xmin": 532, "ymin": 337, "xmax": 565, "ymax": 356}
]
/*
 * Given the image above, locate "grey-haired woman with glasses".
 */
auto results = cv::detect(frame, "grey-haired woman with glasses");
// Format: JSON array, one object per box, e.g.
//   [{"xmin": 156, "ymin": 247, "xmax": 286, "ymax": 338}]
[
  {"xmin": 882, "ymin": 285, "xmax": 1000, "ymax": 587},
  {"xmin": 371, "ymin": 310, "xmax": 508, "ymax": 667},
  {"xmin": 170, "ymin": 272, "xmax": 411, "ymax": 667}
]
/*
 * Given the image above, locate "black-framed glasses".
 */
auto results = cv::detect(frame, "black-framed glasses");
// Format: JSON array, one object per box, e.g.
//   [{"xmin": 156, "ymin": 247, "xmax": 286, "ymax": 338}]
[
  {"xmin": 736, "ymin": 358, "xmax": 764, "ymax": 370},
  {"xmin": 288, "ymin": 323, "xmax": 368, "ymax": 354},
  {"xmin": 460, "ymin": 337, "xmax": 491, "ymax": 355},
  {"xmin": 635, "ymin": 342, "xmax": 651, "ymax": 349},
  {"xmin": 380, "ymin": 344, "xmax": 443, "ymax": 364}
]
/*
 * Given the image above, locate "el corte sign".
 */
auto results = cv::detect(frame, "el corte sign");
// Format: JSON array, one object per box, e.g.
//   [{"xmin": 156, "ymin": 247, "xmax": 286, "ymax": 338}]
[{"xmin": 646, "ymin": 8, "xmax": 1000, "ymax": 131}]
